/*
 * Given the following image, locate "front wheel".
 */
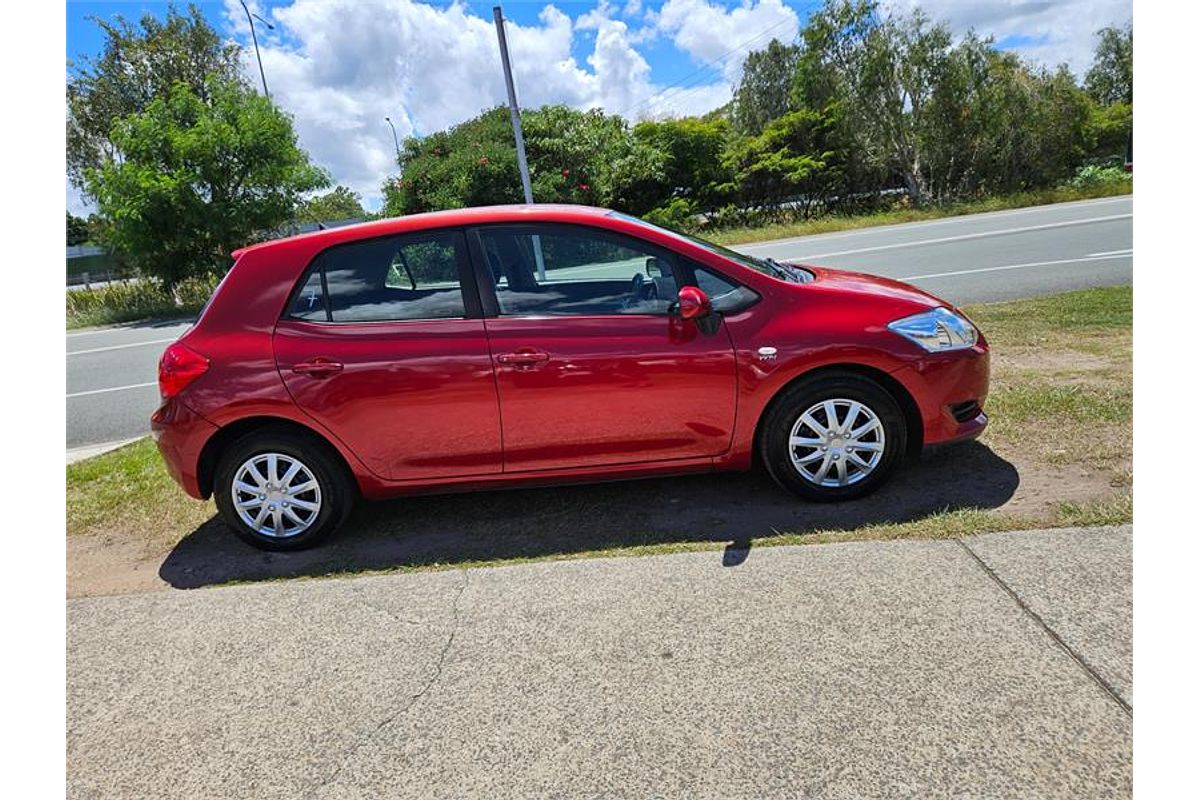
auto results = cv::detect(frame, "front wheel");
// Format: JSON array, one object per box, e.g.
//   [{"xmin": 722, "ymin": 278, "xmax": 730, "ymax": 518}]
[
  {"xmin": 213, "ymin": 428, "xmax": 356, "ymax": 551},
  {"xmin": 761, "ymin": 374, "xmax": 907, "ymax": 502}
]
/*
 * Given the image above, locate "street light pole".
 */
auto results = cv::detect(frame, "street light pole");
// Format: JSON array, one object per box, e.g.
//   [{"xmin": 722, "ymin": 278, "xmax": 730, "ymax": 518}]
[
  {"xmin": 238, "ymin": 0, "xmax": 272, "ymax": 102},
  {"xmin": 384, "ymin": 117, "xmax": 401, "ymax": 162},
  {"xmin": 493, "ymin": 5, "xmax": 544, "ymax": 279},
  {"xmin": 492, "ymin": 6, "xmax": 533, "ymax": 206}
]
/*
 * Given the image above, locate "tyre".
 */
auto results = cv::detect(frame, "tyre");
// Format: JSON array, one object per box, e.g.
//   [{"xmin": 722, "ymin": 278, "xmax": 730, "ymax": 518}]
[
  {"xmin": 213, "ymin": 427, "xmax": 356, "ymax": 551},
  {"xmin": 760, "ymin": 373, "xmax": 907, "ymax": 502}
]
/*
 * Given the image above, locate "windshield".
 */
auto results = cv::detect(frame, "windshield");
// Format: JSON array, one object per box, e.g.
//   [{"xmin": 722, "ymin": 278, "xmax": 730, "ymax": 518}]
[{"xmin": 609, "ymin": 212, "xmax": 812, "ymax": 283}]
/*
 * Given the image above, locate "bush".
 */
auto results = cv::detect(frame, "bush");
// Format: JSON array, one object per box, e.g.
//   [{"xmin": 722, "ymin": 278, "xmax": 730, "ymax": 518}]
[
  {"xmin": 1068, "ymin": 164, "xmax": 1132, "ymax": 189},
  {"xmin": 643, "ymin": 198, "xmax": 699, "ymax": 232},
  {"xmin": 66, "ymin": 274, "xmax": 220, "ymax": 329}
]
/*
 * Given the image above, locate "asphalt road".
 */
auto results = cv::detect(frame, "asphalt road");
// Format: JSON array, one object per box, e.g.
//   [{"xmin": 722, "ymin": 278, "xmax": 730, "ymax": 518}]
[
  {"xmin": 65, "ymin": 196, "xmax": 1132, "ymax": 452},
  {"xmin": 67, "ymin": 525, "xmax": 1131, "ymax": 798}
]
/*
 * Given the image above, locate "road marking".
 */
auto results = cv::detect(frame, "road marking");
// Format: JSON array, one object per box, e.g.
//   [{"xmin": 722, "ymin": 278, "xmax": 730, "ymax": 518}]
[
  {"xmin": 900, "ymin": 253, "xmax": 1132, "ymax": 281},
  {"xmin": 737, "ymin": 196, "xmax": 1132, "ymax": 251},
  {"xmin": 67, "ymin": 381, "xmax": 158, "ymax": 398},
  {"xmin": 1088, "ymin": 248, "xmax": 1133, "ymax": 257},
  {"xmin": 67, "ymin": 337, "xmax": 176, "ymax": 356},
  {"xmin": 782, "ymin": 213, "xmax": 1132, "ymax": 260}
]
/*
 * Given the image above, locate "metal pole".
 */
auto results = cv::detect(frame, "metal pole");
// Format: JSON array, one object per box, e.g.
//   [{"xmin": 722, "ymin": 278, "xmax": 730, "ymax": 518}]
[
  {"xmin": 492, "ymin": 6, "xmax": 544, "ymax": 279},
  {"xmin": 385, "ymin": 117, "xmax": 401, "ymax": 161},
  {"xmin": 239, "ymin": 0, "xmax": 271, "ymax": 101}
]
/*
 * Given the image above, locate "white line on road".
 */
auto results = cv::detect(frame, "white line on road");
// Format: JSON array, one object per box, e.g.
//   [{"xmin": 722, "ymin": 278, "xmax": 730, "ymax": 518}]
[
  {"xmin": 785, "ymin": 214, "xmax": 1132, "ymax": 260},
  {"xmin": 900, "ymin": 253, "xmax": 1132, "ymax": 282},
  {"xmin": 737, "ymin": 195, "xmax": 1133, "ymax": 251},
  {"xmin": 1088, "ymin": 249, "xmax": 1133, "ymax": 257},
  {"xmin": 67, "ymin": 381, "xmax": 158, "ymax": 399},
  {"xmin": 67, "ymin": 337, "xmax": 176, "ymax": 357}
]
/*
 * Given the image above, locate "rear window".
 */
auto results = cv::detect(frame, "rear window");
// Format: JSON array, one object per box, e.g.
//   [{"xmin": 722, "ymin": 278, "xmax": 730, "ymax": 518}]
[{"xmin": 287, "ymin": 231, "xmax": 469, "ymax": 323}]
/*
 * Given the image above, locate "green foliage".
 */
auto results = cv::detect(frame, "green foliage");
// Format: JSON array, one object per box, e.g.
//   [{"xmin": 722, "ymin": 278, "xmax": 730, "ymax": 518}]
[
  {"xmin": 642, "ymin": 198, "xmax": 698, "ymax": 230},
  {"xmin": 296, "ymin": 185, "xmax": 367, "ymax": 223},
  {"xmin": 1085, "ymin": 25, "xmax": 1133, "ymax": 105},
  {"xmin": 85, "ymin": 80, "xmax": 329, "ymax": 287},
  {"xmin": 67, "ymin": 213, "xmax": 90, "ymax": 246},
  {"xmin": 1068, "ymin": 164, "xmax": 1132, "ymax": 189},
  {"xmin": 67, "ymin": 2, "xmax": 244, "ymax": 193},
  {"xmin": 631, "ymin": 117, "xmax": 733, "ymax": 214},
  {"xmin": 66, "ymin": 275, "xmax": 219, "ymax": 328},
  {"xmin": 722, "ymin": 107, "xmax": 846, "ymax": 217},
  {"xmin": 1084, "ymin": 101, "xmax": 1132, "ymax": 162},
  {"xmin": 733, "ymin": 39, "xmax": 801, "ymax": 135}
]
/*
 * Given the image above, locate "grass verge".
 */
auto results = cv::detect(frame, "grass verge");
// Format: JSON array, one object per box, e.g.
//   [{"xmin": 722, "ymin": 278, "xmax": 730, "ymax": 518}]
[
  {"xmin": 66, "ymin": 275, "xmax": 219, "ymax": 329},
  {"xmin": 67, "ymin": 285, "xmax": 1132, "ymax": 587},
  {"xmin": 707, "ymin": 181, "xmax": 1131, "ymax": 246}
]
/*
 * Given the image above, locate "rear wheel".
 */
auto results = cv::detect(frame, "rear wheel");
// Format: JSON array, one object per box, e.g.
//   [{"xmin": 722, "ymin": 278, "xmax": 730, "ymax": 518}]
[
  {"xmin": 213, "ymin": 428, "xmax": 355, "ymax": 550},
  {"xmin": 761, "ymin": 373, "xmax": 907, "ymax": 502}
]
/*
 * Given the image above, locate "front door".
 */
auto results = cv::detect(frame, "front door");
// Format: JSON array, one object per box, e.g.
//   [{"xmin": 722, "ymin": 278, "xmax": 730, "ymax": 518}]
[
  {"xmin": 274, "ymin": 229, "xmax": 502, "ymax": 481},
  {"xmin": 471, "ymin": 223, "xmax": 737, "ymax": 473}
]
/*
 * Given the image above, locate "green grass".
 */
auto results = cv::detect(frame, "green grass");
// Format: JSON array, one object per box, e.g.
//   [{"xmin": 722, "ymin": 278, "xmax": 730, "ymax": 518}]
[
  {"xmin": 66, "ymin": 285, "xmax": 1133, "ymax": 584},
  {"xmin": 67, "ymin": 438, "xmax": 213, "ymax": 540},
  {"xmin": 707, "ymin": 181, "xmax": 1132, "ymax": 247}
]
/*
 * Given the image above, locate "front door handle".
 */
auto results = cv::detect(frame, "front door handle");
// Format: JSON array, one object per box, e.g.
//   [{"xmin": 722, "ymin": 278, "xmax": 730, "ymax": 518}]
[
  {"xmin": 496, "ymin": 349, "xmax": 550, "ymax": 367},
  {"xmin": 291, "ymin": 358, "xmax": 344, "ymax": 377}
]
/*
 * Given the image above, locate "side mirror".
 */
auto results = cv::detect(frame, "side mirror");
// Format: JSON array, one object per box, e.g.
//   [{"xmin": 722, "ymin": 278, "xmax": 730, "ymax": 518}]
[{"xmin": 674, "ymin": 286, "xmax": 712, "ymax": 320}]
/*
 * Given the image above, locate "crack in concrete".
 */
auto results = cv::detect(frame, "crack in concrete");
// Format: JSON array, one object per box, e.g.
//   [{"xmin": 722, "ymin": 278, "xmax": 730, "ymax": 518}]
[
  {"xmin": 955, "ymin": 537, "xmax": 1131, "ymax": 718},
  {"xmin": 310, "ymin": 569, "xmax": 471, "ymax": 796}
]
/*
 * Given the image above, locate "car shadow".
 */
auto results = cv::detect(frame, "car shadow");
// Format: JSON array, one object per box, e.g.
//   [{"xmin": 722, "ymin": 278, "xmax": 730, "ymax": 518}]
[{"xmin": 159, "ymin": 441, "xmax": 1018, "ymax": 589}]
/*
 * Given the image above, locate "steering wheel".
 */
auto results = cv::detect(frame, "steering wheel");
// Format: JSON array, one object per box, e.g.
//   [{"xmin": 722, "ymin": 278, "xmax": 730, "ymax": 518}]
[{"xmin": 631, "ymin": 273, "xmax": 658, "ymax": 302}]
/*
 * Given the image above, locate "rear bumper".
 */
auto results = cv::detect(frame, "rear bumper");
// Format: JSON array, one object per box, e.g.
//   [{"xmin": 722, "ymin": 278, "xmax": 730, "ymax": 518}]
[
  {"xmin": 151, "ymin": 397, "xmax": 218, "ymax": 500},
  {"xmin": 890, "ymin": 346, "xmax": 990, "ymax": 448}
]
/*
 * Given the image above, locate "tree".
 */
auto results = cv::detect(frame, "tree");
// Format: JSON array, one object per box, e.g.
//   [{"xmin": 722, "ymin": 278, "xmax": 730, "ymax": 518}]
[
  {"xmin": 733, "ymin": 39, "xmax": 802, "ymax": 135},
  {"xmin": 1085, "ymin": 25, "xmax": 1132, "ymax": 106},
  {"xmin": 67, "ymin": 3, "xmax": 244, "ymax": 195},
  {"xmin": 67, "ymin": 213, "xmax": 90, "ymax": 246},
  {"xmin": 296, "ymin": 186, "xmax": 368, "ymax": 224},
  {"xmin": 382, "ymin": 105, "xmax": 655, "ymax": 217},
  {"xmin": 85, "ymin": 80, "xmax": 329, "ymax": 287},
  {"xmin": 722, "ymin": 107, "xmax": 846, "ymax": 217},
  {"xmin": 630, "ymin": 117, "xmax": 734, "ymax": 215}
]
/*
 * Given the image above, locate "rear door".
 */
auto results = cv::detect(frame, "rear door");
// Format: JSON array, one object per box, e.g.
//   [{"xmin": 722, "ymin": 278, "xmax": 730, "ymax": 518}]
[
  {"xmin": 274, "ymin": 229, "xmax": 502, "ymax": 481},
  {"xmin": 469, "ymin": 223, "xmax": 738, "ymax": 473}
]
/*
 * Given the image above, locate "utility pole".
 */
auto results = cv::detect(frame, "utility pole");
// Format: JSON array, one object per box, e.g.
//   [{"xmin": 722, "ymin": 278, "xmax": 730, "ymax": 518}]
[
  {"xmin": 238, "ymin": 0, "xmax": 272, "ymax": 102},
  {"xmin": 492, "ymin": 5, "xmax": 544, "ymax": 279}
]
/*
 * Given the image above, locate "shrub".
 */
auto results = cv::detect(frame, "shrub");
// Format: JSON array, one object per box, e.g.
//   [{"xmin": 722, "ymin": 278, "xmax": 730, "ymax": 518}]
[
  {"xmin": 66, "ymin": 274, "xmax": 220, "ymax": 328},
  {"xmin": 1068, "ymin": 164, "xmax": 1132, "ymax": 189}
]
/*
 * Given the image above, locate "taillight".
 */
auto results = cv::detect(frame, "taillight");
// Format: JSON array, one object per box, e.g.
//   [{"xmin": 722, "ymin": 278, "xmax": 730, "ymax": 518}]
[{"xmin": 158, "ymin": 342, "xmax": 210, "ymax": 399}]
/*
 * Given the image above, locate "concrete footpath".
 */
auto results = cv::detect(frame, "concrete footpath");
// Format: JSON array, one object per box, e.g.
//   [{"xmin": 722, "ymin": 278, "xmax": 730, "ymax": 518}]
[{"xmin": 67, "ymin": 525, "xmax": 1132, "ymax": 799}]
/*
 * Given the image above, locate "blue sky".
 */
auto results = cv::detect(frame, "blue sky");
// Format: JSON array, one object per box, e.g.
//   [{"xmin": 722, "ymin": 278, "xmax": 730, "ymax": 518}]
[{"xmin": 67, "ymin": 0, "xmax": 1131, "ymax": 212}]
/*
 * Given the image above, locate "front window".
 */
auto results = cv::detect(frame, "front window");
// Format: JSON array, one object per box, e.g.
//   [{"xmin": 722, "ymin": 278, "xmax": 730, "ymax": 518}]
[
  {"xmin": 476, "ymin": 225, "xmax": 679, "ymax": 316},
  {"xmin": 609, "ymin": 212, "xmax": 813, "ymax": 283}
]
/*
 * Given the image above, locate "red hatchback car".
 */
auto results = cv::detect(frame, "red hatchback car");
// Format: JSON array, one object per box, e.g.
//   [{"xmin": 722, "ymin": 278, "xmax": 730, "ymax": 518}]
[{"xmin": 153, "ymin": 204, "xmax": 989, "ymax": 550}]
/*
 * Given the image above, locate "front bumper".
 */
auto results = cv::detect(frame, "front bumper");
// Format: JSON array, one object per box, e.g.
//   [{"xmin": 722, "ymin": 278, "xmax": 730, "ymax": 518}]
[
  {"xmin": 151, "ymin": 396, "xmax": 218, "ymax": 499},
  {"xmin": 889, "ymin": 346, "xmax": 990, "ymax": 448}
]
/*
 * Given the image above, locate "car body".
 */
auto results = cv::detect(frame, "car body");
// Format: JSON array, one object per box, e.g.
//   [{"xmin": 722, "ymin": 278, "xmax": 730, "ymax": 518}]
[{"xmin": 152, "ymin": 204, "xmax": 989, "ymax": 549}]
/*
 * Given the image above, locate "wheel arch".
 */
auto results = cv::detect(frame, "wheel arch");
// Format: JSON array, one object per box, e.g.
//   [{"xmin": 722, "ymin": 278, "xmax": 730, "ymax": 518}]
[
  {"xmin": 752, "ymin": 363, "xmax": 924, "ymax": 464},
  {"xmin": 196, "ymin": 415, "xmax": 359, "ymax": 499}
]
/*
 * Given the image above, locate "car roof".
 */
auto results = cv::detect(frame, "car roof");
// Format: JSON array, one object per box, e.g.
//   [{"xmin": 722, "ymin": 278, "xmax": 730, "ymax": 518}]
[{"xmin": 231, "ymin": 204, "xmax": 617, "ymax": 258}]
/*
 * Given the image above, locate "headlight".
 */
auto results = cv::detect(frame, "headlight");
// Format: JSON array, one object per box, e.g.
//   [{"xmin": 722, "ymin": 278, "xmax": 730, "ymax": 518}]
[{"xmin": 887, "ymin": 307, "xmax": 978, "ymax": 352}]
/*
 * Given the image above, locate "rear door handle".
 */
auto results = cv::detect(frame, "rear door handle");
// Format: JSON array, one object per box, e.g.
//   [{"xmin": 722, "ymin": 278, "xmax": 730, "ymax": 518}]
[
  {"xmin": 496, "ymin": 349, "xmax": 550, "ymax": 367},
  {"xmin": 291, "ymin": 358, "xmax": 343, "ymax": 377}
]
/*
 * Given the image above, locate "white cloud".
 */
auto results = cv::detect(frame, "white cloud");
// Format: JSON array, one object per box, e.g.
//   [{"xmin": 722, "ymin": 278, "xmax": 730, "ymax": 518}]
[
  {"xmin": 221, "ymin": 0, "xmax": 699, "ymax": 208},
  {"xmin": 653, "ymin": 0, "xmax": 799, "ymax": 81},
  {"xmin": 884, "ymin": 0, "xmax": 1132, "ymax": 76}
]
